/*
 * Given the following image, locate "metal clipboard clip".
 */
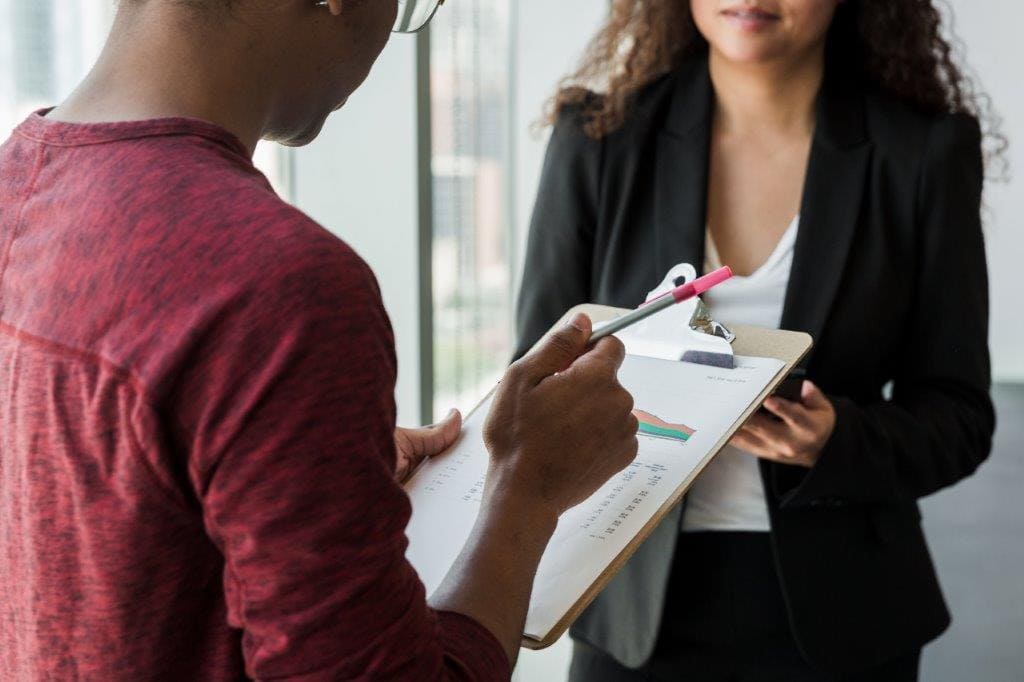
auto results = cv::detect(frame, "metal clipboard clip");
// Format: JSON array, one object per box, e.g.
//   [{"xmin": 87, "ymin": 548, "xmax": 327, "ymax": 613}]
[{"xmin": 615, "ymin": 263, "xmax": 736, "ymax": 369}]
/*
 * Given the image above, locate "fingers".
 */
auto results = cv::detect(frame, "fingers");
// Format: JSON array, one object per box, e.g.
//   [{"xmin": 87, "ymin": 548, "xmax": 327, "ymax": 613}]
[
  {"xmin": 733, "ymin": 425, "xmax": 797, "ymax": 463},
  {"xmin": 762, "ymin": 395, "xmax": 812, "ymax": 431},
  {"xmin": 618, "ymin": 433, "xmax": 641, "ymax": 470},
  {"xmin": 735, "ymin": 413, "xmax": 804, "ymax": 462},
  {"xmin": 732, "ymin": 419, "xmax": 820, "ymax": 468},
  {"xmin": 590, "ymin": 335, "xmax": 627, "ymax": 369},
  {"xmin": 514, "ymin": 314, "xmax": 592, "ymax": 384},
  {"xmin": 730, "ymin": 426, "xmax": 774, "ymax": 458},
  {"xmin": 733, "ymin": 383, "xmax": 833, "ymax": 470},
  {"xmin": 569, "ymin": 335, "xmax": 626, "ymax": 379},
  {"xmin": 742, "ymin": 412, "xmax": 790, "ymax": 444}
]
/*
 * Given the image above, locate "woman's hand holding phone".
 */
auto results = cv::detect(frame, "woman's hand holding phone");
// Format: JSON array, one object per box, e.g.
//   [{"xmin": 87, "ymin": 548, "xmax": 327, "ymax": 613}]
[{"xmin": 732, "ymin": 380, "xmax": 836, "ymax": 468}]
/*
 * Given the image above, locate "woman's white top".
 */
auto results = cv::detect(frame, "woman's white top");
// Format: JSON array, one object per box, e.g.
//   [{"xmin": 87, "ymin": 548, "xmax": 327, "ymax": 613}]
[{"xmin": 681, "ymin": 215, "xmax": 799, "ymax": 533}]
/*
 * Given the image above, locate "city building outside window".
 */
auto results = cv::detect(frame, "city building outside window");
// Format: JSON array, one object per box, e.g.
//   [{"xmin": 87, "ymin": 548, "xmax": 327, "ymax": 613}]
[
  {"xmin": 429, "ymin": 0, "xmax": 515, "ymax": 416},
  {"xmin": 0, "ymin": 1, "xmax": 288, "ymax": 195}
]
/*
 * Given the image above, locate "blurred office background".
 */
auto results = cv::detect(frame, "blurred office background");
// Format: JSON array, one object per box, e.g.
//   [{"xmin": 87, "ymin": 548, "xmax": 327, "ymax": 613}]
[{"xmin": 1, "ymin": 1, "xmax": 1020, "ymax": 679}]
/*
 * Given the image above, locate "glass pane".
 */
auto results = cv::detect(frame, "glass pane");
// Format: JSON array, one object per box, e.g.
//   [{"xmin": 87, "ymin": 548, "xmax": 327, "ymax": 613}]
[
  {"xmin": 0, "ymin": 0, "xmax": 112, "ymax": 136},
  {"xmin": 0, "ymin": 1, "xmax": 288, "ymax": 196},
  {"xmin": 430, "ymin": 0, "xmax": 513, "ymax": 416}
]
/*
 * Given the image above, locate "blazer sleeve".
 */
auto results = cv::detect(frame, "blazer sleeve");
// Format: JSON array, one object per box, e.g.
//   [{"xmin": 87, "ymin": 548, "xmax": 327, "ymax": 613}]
[
  {"xmin": 783, "ymin": 114, "xmax": 995, "ymax": 507},
  {"xmin": 513, "ymin": 107, "xmax": 603, "ymax": 360}
]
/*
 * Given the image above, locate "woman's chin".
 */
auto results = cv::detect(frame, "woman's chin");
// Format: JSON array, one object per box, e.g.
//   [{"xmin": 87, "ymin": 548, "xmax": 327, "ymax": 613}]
[{"xmin": 710, "ymin": 39, "xmax": 795, "ymax": 67}]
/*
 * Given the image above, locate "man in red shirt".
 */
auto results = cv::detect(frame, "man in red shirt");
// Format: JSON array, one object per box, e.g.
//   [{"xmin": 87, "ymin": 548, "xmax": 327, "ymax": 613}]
[{"xmin": 0, "ymin": 1, "xmax": 639, "ymax": 680}]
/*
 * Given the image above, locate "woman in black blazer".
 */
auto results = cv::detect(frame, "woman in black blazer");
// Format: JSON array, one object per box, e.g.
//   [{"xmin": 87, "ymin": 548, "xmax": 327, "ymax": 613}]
[{"xmin": 515, "ymin": 1, "xmax": 1000, "ymax": 679}]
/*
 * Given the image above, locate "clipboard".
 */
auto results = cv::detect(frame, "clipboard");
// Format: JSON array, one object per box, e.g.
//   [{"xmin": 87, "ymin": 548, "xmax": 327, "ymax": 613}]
[
  {"xmin": 519, "ymin": 303, "xmax": 811, "ymax": 649},
  {"xmin": 402, "ymin": 263, "xmax": 812, "ymax": 651}
]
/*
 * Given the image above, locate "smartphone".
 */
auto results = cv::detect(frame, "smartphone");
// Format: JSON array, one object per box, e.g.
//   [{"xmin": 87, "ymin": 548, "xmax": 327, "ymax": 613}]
[{"xmin": 772, "ymin": 367, "xmax": 806, "ymax": 403}]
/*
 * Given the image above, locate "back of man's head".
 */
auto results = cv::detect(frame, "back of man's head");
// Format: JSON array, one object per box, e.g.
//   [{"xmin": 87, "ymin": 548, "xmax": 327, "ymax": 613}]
[{"xmin": 96, "ymin": 0, "xmax": 398, "ymax": 146}]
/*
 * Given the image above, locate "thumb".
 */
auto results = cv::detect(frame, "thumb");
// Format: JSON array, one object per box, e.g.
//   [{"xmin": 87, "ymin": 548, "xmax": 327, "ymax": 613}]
[
  {"xmin": 519, "ymin": 313, "xmax": 592, "ymax": 382},
  {"xmin": 434, "ymin": 408, "xmax": 463, "ymax": 444},
  {"xmin": 801, "ymin": 380, "xmax": 831, "ymax": 409},
  {"xmin": 421, "ymin": 408, "xmax": 463, "ymax": 455}
]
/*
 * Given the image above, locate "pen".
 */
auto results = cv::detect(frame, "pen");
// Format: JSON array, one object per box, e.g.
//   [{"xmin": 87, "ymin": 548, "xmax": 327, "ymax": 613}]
[{"xmin": 588, "ymin": 266, "xmax": 733, "ymax": 345}]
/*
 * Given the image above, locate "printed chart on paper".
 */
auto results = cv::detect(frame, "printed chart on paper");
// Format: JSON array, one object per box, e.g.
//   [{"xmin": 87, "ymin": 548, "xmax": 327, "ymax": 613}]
[{"xmin": 404, "ymin": 353, "xmax": 784, "ymax": 640}]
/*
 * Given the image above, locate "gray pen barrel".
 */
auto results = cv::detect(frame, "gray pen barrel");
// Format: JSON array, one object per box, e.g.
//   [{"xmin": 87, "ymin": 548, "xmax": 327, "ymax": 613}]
[{"xmin": 587, "ymin": 295, "xmax": 677, "ymax": 345}]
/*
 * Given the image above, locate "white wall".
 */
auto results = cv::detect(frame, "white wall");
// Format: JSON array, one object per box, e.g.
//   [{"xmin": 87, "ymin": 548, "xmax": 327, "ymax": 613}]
[
  {"xmin": 290, "ymin": 37, "xmax": 425, "ymax": 425},
  {"xmin": 512, "ymin": 2, "xmax": 609, "ymax": 275},
  {"xmin": 0, "ymin": 0, "xmax": 115, "ymax": 136},
  {"xmin": 944, "ymin": 1, "xmax": 1024, "ymax": 382}
]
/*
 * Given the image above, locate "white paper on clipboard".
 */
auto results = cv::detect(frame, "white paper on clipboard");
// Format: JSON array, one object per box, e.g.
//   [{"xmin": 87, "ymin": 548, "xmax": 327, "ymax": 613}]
[{"xmin": 404, "ymin": 263, "xmax": 788, "ymax": 643}]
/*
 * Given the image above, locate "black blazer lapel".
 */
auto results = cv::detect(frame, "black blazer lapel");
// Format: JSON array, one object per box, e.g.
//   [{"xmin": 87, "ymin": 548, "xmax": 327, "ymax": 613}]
[
  {"xmin": 654, "ymin": 57, "xmax": 714, "ymax": 278},
  {"xmin": 654, "ymin": 56, "xmax": 871, "ymax": 351},
  {"xmin": 781, "ymin": 80, "xmax": 872, "ymax": 357}
]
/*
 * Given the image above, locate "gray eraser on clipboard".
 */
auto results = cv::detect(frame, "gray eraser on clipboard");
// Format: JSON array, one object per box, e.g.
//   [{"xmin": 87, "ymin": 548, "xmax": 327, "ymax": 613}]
[{"xmin": 681, "ymin": 350, "xmax": 735, "ymax": 369}]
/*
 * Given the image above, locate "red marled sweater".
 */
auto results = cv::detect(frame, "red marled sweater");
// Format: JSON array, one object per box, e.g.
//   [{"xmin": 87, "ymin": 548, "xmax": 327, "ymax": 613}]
[{"xmin": 0, "ymin": 112, "xmax": 508, "ymax": 681}]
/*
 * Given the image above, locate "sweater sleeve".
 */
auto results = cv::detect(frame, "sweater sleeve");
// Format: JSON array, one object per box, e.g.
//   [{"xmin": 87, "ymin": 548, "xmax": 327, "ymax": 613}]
[
  {"xmin": 782, "ymin": 114, "xmax": 995, "ymax": 507},
  {"xmin": 169, "ymin": 232, "xmax": 510, "ymax": 680}
]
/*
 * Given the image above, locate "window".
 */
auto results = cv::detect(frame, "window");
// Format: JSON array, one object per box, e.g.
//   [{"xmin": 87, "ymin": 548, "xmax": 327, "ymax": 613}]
[
  {"xmin": 0, "ymin": 1, "xmax": 288, "ymax": 195},
  {"xmin": 430, "ymin": 0, "xmax": 515, "ymax": 416},
  {"xmin": 0, "ymin": 0, "xmax": 111, "ymax": 136}
]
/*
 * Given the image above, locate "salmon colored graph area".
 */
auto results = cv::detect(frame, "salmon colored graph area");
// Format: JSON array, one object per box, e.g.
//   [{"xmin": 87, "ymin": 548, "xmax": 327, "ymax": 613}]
[{"xmin": 633, "ymin": 409, "xmax": 696, "ymax": 443}]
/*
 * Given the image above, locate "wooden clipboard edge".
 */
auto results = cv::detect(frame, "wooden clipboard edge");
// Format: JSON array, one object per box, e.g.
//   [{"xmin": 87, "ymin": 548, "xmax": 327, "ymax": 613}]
[{"xmin": 520, "ymin": 304, "xmax": 813, "ymax": 649}]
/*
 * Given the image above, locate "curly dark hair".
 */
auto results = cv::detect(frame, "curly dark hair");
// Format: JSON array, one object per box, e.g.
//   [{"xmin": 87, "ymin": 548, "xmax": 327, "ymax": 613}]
[{"xmin": 551, "ymin": 0, "xmax": 1007, "ymax": 175}]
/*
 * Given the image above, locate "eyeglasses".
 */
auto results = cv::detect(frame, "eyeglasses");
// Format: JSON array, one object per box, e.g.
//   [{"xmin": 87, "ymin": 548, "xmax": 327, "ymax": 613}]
[
  {"xmin": 393, "ymin": 0, "xmax": 445, "ymax": 33},
  {"xmin": 315, "ymin": 0, "xmax": 445, "ymax": 34}
]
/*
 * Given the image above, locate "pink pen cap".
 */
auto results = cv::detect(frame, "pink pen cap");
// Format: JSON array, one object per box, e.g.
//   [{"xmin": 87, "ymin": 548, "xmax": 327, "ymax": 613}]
[
  {"xmin": 642, "ymin": 266, "xmax": 734, "ymax": 307},
  {"xmin": 589, "ymin": 266, "xmax": 734, "ymax": 344},
  {"xmin": 673, "ymin": 266, "xmax": 733, "ymax": 301}
]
